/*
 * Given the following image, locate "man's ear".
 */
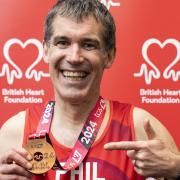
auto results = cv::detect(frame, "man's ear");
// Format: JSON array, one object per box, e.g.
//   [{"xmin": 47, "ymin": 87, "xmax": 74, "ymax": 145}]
[
  {"xmin": 104, "ymin": 48, "xmax": 116, "ymax": 68},
  {"xmin": 43, "ymin": 41, "xmax": 49, "ymax": 63}
]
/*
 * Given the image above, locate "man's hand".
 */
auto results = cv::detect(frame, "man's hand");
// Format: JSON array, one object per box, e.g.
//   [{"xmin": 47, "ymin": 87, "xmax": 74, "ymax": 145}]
[
  {"xmin": 0, "ymin": 148, "xmax": 33, "ymax": 180},
  {"xmin": 104, "ymin": 119, "xmax": 179, "ymax": 178}
]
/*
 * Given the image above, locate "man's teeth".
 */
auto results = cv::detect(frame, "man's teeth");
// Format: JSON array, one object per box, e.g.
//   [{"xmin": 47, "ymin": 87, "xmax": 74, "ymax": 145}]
[{"xmin": 62, "ymin": 71, "xmax": 87, "ymax": 80}]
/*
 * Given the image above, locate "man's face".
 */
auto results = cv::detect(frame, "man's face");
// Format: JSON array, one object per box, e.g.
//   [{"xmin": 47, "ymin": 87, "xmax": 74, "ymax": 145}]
[{"xmin": 44, "ymin": 16, "xmax": 114, "ymax": 103}]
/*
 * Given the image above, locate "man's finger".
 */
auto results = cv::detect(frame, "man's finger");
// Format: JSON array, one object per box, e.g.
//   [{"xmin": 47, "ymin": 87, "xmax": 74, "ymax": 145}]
[
  {"xmin": 1, "ymin": 149, "xmax": 32, "ymax": 170},
  {"xmin": 127, "ymin": 150, "xmax": 136, "ymax": 158},
  {"xmin": 104, "ymin": 141, "xmax": 145, "ymax": 150},
  {"xmin": 0, "ymin": 164, "xmax": 33, "ymax": 178},
  {"xmin": 143, "ymin": 118, "xmax": 156, "ymax": 140},
  {"xmin": 0, "ymin": 174, "xmax": 32, "ymax": 180},
  {"xmin": 13, "ymin": 148, "xmax": 32, "ymax": 161}
]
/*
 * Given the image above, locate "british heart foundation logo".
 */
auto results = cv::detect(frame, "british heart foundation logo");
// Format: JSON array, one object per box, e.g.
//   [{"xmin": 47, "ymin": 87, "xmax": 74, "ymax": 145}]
[
  {"xmin": 134, "ymin": 38, "xmax": 180, "ymax": 85},
  {"xmin": 0, "ymin": 38, "xmax": 50, "ymax": 85}
]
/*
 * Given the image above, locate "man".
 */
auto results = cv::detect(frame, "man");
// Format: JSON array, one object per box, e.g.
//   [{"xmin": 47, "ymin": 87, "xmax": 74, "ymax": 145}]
[{"xmin": 0, "ymin": 0, "xmax": 180, "ymax": 179}]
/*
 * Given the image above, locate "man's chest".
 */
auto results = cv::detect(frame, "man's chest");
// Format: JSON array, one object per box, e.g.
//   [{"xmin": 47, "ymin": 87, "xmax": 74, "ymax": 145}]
[{"xmin": 33, "ymin": 158, "xmax": 132, "ymax": 180}]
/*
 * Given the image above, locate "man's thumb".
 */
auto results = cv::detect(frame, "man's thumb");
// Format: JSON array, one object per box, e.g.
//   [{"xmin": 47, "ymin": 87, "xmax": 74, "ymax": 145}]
[{"xmin": 143, "ymin": 118, "xmax": 156, "ymax": 140}]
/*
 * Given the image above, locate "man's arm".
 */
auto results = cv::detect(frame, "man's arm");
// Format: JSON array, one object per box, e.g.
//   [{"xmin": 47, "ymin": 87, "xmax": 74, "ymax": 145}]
[
  {"xmin": 104, "ymin": 107, "xmax": 180, "ymax": 179},
  {"xmin": 133, "ymin": 107, "xmax": 180, "ymax": 179},
  {"xmin": 133, "ymin": 107, "xmax": 179, "ymax": 153},
  {"xmin": 0, "ymin": 111, "xmax": 33, "ymax": 179}
]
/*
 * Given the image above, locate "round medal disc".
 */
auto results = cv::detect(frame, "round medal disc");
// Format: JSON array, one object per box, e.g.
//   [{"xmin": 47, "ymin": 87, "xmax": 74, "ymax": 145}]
[{"xmin": 24, "ymin": 138, "xmax": 56, "ymax": 174}]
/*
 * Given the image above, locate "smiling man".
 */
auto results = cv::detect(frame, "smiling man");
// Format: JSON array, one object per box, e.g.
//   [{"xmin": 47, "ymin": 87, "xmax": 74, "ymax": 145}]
[{"xmin": 0, "ymin": 0, "xmax": 180, "ymax": 180}]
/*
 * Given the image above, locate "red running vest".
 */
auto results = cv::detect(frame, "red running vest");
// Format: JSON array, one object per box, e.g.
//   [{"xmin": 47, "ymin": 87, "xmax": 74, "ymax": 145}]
[{"xmin": 23, "ymin": 100, "xmax": 145, "ymax": 180}]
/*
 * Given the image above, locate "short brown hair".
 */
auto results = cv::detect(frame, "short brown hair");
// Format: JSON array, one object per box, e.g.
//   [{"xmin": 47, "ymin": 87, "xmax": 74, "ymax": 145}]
[{"xmin": 44, "ymin": 0, "xmax": 116, "ymax": 52}]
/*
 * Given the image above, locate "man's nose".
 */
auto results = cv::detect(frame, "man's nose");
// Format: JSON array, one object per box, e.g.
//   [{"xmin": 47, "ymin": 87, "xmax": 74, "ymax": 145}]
[{"xmin": 67, "ymin": 44, "xmax": 83, "ymax": 64}]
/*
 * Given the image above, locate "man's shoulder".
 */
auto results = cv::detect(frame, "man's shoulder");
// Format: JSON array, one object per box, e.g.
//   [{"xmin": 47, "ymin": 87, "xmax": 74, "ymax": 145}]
[
  {"xmin": 0, "ymin": 111, "xmax": 26, "ymax": 155},
  {"xmin": 132, "ymin": 106, "xmax": 169, "ymax": 141},
  {"xmin": 133, "ymin": 106, "xmax": 151, "ymax": 120},
  {"xmin": 133, "ymin": 106, "xmax": 161, "ymax": 128},
  {"xmin": 1, "ymin": 111, "xmax": 26, "ymax": 130}
]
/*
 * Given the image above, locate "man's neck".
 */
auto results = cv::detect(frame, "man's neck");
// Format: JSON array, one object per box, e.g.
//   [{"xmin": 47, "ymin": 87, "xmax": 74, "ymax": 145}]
[
  {"xmin": 54, "ymin": 94, "xmax": 99, "ymax": 125},
  {"xmin": 50, "ymin": 93, "xmax": 100, "ymax": 147}
]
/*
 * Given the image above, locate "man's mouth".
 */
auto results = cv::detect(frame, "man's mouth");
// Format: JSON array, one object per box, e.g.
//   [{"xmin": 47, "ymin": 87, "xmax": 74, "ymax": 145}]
[{"xmin": 61, "ymin": 70, "xmax": 88, "ymax": 80}]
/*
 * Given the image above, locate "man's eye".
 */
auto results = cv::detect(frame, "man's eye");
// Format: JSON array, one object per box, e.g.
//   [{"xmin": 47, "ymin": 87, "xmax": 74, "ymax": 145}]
[
  {"xmin": 55, "ymin": 41, "xmax": 69, "ymax": 48},
  {"xmin": 83, "ymin": 43, "xmax": 97, "ymax": 50}
]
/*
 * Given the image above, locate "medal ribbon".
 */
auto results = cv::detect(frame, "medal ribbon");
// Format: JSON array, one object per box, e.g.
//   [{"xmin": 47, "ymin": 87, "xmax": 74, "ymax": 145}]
[
  {"xmin": 29, "ymin": 101, "xmax": 55, "ymax": 139},
  {"xmin": 29, "ymin": 96, "xmax": 106, "ymax": 171}
]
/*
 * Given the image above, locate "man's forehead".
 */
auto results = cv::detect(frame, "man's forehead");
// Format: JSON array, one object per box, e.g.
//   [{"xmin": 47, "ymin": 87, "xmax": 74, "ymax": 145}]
[
  {"xmin": 51, "ymin": 15, "xmax": 103, "ymax": 38},
  {"xmin": 52, "ymin": 14, "xmax": 99, "ymax": 24}
]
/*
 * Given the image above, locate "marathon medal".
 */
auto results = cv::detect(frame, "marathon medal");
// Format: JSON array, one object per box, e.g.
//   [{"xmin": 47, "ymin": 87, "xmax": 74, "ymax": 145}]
[
  {"xmin": 24, "ymin": 98, "xmax": 106, "ymax": 172},
  {"xmin": 24, "ymin": 137, "xmax": 56, "ymax": 174}
]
